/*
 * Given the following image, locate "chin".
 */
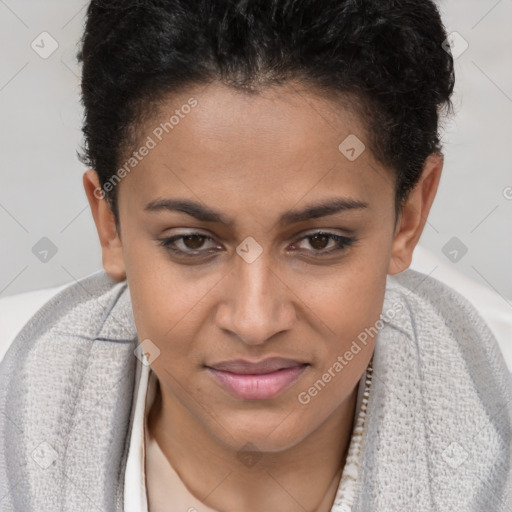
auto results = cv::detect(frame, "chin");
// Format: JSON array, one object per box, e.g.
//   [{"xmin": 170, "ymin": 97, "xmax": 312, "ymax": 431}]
[{"xmin": 208, "ymin": 410, "xmax": 310, "ymax": 454}]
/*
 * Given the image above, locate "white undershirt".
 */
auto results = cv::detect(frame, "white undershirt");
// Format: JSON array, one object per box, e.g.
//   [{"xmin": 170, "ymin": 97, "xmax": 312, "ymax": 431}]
[{"xmin": 123, "ymin": 358, "xmax": 370, "ymax": 512}]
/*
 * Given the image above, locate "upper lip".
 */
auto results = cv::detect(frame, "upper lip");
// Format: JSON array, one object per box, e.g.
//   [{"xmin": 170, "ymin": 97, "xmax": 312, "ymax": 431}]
[{"xmin": 207, "ymin": 357, "xmax": 308, "ymax": 375}]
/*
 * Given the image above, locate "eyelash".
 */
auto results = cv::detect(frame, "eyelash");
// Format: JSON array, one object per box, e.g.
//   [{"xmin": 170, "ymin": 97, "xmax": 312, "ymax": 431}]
[{"xmin": 157, "ymin": 231, "xmax": 357, "ymax": 258}]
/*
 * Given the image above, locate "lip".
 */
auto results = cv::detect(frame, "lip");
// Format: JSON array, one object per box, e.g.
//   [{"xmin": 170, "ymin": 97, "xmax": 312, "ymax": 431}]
[
  {"xmin": 207, "ymin": 357, "xmax": 308, "ymax": 374},
  {"xmin": 206, "ymin": 358, "xmax": 309, "ymax": 400}
]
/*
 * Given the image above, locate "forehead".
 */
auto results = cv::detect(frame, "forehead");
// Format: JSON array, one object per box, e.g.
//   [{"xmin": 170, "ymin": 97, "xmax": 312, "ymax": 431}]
[
  {"xmin": 148, "ymin": 81, "xmax": 367, "ymax": 153},
  {"xmin": 118, "ymin": 82, "xmax": 395, "ymax": 221}
]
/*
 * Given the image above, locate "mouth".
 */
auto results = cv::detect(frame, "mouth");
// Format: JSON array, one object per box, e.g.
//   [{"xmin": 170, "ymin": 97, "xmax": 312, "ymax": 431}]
[{"xmin": 205, "ymin": 357, "xmax": 310, "ymax": 400}]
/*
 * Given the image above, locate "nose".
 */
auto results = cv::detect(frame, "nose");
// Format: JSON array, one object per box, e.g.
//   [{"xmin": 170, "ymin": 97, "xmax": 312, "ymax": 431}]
[{"xmin": 215, "ymin": 254, "xmax": 296, "ymax": 346}]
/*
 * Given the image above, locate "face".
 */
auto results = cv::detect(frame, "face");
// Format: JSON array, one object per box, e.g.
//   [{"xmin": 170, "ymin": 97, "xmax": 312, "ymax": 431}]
[{"xmin": 86, "ymin": 81, "xmax": 440, "ymax": 454}]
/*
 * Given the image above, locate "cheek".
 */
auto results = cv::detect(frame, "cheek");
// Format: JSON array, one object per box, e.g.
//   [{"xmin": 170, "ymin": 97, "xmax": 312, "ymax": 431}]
[
  {"xmin": 289, "ymin": 222, "xmax": 392, "ymax": 340},
  {"xmin": 122, "ymin": 233, "xmax": 203, "ymax": 338},
  {"xmin": 299, "ymin": 261, "xmax": 388, "ymax": 345},
  {"xmin": 128, "ymin": 278, "xmax": 206, "ymax": 361},
  {"xmin": 295, "ymin": 270, "xmax": 385, "ymax": 416}
]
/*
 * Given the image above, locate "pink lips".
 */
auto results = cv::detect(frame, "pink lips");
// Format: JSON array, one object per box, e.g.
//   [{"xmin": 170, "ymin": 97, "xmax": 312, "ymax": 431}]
[{"xmin": 206, "ymin": 357, "xmax": 309, "ymax": 400}]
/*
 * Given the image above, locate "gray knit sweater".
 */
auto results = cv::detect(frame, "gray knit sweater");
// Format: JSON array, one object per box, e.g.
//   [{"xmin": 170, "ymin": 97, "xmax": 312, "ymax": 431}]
[{"xmin": 0, "ymin": 268, "xmax": 511, "ymax": 511}]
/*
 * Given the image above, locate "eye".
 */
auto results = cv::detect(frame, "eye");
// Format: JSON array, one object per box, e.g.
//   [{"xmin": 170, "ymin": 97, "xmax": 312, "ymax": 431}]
[
  {"xmin": 157, "ymin": 230, "xmax": 356, "ymax": 259},
  {"xmin": 290, "ymin": 231, "xmax": 356, "ymax": 256},
  {"xmin": 157, "ymin": 233, "xmax": 220, "ymax": 257}
]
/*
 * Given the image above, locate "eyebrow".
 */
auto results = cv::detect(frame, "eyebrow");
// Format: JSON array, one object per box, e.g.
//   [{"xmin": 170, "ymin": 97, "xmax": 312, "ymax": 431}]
[{"xmin": 144, "ymin": 197, "xmax": 369, "ymax": 227}]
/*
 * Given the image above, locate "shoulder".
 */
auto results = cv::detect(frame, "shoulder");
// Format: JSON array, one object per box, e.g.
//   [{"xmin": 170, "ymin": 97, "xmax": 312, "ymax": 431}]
[
  {"xmin": 407, "ymin": 245, "xmax": 512, "ymax": 373},
  {"xmin": 0, "ymin": 270, "xmax": 137, "ymax": 511},
  {"xmin": 0, "ymin": 270, "xmax": 134, "ymax": 366}
]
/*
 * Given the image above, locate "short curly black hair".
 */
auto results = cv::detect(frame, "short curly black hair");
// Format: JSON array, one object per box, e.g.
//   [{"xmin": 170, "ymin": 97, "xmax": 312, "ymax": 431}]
[{"xmin": 77, "ymin": 0, "xmax": 455, "ymax": 227}]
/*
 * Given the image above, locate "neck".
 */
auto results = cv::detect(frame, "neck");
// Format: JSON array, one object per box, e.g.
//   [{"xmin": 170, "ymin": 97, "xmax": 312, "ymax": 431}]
[{"xmin": 147, "ymin": 377, "xmax": 359, "ymax": 512}]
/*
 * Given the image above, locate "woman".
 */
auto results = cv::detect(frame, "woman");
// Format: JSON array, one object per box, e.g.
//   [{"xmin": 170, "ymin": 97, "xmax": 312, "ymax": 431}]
[{"xmin": 1, "ymin": 1, "xmax": 511, "ymax": 511}]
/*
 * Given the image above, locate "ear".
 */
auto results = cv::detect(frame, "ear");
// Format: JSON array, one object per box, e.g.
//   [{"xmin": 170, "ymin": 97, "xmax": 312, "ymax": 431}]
[
  {"xmin": 83, "ymin": 169, "xmax": 126, "ymax": 282},
  {"xmin": 388, "ymin": 153, "xmax": 444, "ymax": 275}
]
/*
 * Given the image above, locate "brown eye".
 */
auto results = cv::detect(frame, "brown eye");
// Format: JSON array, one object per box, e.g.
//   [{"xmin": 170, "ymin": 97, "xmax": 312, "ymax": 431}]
[
  {"xmin": 308, "ymin": 233, "xmax": 331, "ymax": 250},
  {"xmin": 181, "ymin": 234, "xmax": 207, "ymax": 249},
  {"xmin": 157, "ymin": 232, "xmax": 219, "ymax": 257},
  {"xmin": 291, "ymin": 232, "xmax": 356, "ymax": 255}
]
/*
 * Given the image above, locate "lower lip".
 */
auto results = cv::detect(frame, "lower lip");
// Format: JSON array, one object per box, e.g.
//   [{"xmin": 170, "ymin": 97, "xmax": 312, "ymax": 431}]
[{"xmin": 207, "ymin": 365, "xmax": 308, "ymax": 400}]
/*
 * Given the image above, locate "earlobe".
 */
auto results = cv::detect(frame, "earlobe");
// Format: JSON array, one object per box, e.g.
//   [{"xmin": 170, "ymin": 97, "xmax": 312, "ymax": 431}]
[
  {"xmin": 388, "ymin": 153, "xmax": 443, "ymax": 275},
  {"xmin": 83, "ymin": 169, "xmax": 127, "ymax": 282}
]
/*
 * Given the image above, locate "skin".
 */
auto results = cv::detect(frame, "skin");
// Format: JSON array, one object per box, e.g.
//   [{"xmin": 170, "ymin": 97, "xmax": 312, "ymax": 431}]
[{"xmin": 83, "ymin": 81, "xmax": 442, "ymax": 512}]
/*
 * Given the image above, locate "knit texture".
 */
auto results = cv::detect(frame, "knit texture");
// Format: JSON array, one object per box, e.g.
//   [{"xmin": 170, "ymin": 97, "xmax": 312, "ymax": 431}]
[
  {"xmin": 0, "ymin": 268, "xmax": 510, "ymax": 511},
  {"xmin": 348, "ymin": 270, "xmax": 512, "ymax": 512}
]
